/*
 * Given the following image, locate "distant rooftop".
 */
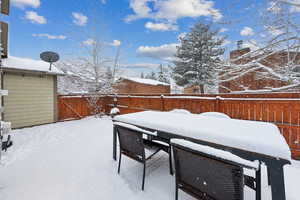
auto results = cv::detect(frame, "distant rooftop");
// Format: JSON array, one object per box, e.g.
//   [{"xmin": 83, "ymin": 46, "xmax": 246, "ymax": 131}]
[
  {"xmin": 2, "ymin": 56, "xmax": 64, "ymax": 75},
  {"xmin": 121, "ymin": 77, "xmax": 170, "ymax": 86}
]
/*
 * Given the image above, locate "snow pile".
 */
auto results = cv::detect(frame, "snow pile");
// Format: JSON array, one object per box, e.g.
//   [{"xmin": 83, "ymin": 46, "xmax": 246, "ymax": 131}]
[
  {"xmin": 110, "ymin": 107, "xmax": 120, "ymax": 115},
  {"xmin": 114, "ymin": 111, "xmax": 291, "ymax": 160},
  {"xmin": 171, "ymin": 139, "xmax": 259, "ymax": 169},
  {"xmin": 169, "ymin": 109, "xmax": 191, "ymax": 114},
  {"xmin": 113, "ymin": 122, "xmax": 157, "ymax": 136},
  {"xmin": 0, "ymin": 121, "xmax": 12, "ymax": 134},
  {"xmin": 199, "ymin": 112, "xmax": 231, "ymax": 119},
  {"xmin": 123, "ymin": 77, "xmax": 170, "ymax": 86},
  {"xmin": 2, "ymin": 56, "xmax": 64, "ymax": 75},
  {"xmin": 0, "ymin": 117, "xmax": 299, "ymax": 200}
]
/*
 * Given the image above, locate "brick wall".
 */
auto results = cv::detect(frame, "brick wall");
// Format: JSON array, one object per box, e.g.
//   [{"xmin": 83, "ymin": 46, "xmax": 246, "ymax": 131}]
[{"xmin": 219, "ymin": 49, "xmax": 300, "ymax": 93}]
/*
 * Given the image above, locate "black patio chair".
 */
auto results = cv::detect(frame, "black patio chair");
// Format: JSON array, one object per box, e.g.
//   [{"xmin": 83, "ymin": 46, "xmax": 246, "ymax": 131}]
[
  {"xmin": 143, "ymin": 136, "xmax": 173, "ymax": 175},
  {"xmin": 116, "ymin": 125, "xmax": 166, "ymax": 191},
  {"xmin": 171, "ymin": 140, "xmax": 261, "ymax": 200}
]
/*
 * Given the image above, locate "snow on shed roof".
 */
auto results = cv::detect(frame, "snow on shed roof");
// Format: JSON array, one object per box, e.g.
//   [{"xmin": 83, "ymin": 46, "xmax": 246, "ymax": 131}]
[
  {"xmin": 2, "ymin": 56, "xmax": 64, "ymax": 75},
  {"xmin": 122, "ymin": 77, "xmax": 170, "ymax": 86}
]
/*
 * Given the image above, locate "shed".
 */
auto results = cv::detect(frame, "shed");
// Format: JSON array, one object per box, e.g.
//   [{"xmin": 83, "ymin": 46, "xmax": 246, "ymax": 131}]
[
  {"xmin": 1, "ymin": 56, "xmax": 64, "ymax": 128},
  {"xmin": 113, "ymin": 77, "xmax": 170, "ymax": 94}
]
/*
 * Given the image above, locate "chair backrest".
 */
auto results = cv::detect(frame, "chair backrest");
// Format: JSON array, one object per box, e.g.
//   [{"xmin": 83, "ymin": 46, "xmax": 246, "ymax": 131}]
[
  {"xmin": 116, "ymin": 126, "xmax": 145, "ymax": 160},
  {"xmin": 173, "ymin": 145, "xmax": 244, "ymax": 200}
]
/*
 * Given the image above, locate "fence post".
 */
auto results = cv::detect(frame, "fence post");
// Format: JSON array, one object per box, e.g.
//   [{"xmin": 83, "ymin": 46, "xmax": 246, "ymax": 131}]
[
  {"xmin": 216, "ymin": 96, "xmax": 221, "ymax": 112},
  {"xmin": 161, "ymin": 94, "xmax": 165, "ymax": 111}
]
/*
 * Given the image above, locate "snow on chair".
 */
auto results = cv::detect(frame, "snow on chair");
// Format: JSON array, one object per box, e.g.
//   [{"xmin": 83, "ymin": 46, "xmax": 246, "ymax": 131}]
[
  {"xmin": 171, "ymin": 139, "xmax": 261, "ymax": 200},
  {"xmin": 199, "ymin": 112, "xmax": 231, "ymax": 119},
  {"xmin": 110, "ymin": 107, "xmax": 120, "ymax": 118}
]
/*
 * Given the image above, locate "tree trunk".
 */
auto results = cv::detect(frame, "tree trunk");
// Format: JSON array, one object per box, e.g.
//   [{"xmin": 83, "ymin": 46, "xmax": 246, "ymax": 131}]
[{"xmin": 200, "ymin": 84, "xmax": 205, "ymax": 94}]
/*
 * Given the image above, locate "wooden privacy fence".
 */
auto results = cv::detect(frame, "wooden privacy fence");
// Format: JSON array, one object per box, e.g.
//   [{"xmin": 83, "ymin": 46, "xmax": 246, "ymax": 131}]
[
  {"xmin": 58, "ymin": 93, "xmax": 300, "ymax": 159},
  {"xmin": 57, "ymin": 95, "xmax": 107, "ymax": 121}
]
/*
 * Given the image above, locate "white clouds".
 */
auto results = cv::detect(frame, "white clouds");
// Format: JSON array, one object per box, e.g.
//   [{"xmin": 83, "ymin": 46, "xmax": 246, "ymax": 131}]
[
  {"xmin": 153, "ymin": 0, "xmax": 222, "ymax": 21},
  {"xmin": 145, "ymin": 22, "xmax": 178, "ymax": 31},
  {"xmin": 82, "ymin": 38, "xmax": 96, "ymax": 46},
  {"xmin": 110, "ymin": 40, "xmax": 122, "ymax": 47},
  {"xmin": 11, "ymin": 0, "xmax": 40, "ymax": 8},
  {"xmin": 32, "ymin": 33, "xmax": 67, "ymax": 40},
  {"xmin": 72, "ymin": 12, "xmax": 88, "ymax": 26},
  {"xmin": 220, "ymin": 28, "xmax": 228, "ymax": 33},
  {"xmin": 82, "ymin": 39, "xmax": 121, "ymax": 47},
  {"xmin": 121, "ymin": 63, "xmax": 159, "ymax": 69},
  {"xmin": 137, "ymin": 43, "xmax": 178, "ymax": 61},
  {"xmin": 126, "ymin": 0, "xmax": 222, "ymax": 29},
  {"xmin": 125, "ymin": 0, "xmax": 152, "ymax": 22},
  {"xmin": 25, "ymin": 11, "xmax": 46, "ymax": 24},
  {"xmin": 240, "ymin": 27, "xmax": 254, "ymax": 36}
]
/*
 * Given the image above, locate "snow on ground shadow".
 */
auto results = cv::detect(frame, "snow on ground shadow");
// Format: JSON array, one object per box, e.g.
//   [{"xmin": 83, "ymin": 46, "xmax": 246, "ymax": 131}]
[{"xmin": 0, "ymin": 117, "xmax": 299, "ymax": 200}]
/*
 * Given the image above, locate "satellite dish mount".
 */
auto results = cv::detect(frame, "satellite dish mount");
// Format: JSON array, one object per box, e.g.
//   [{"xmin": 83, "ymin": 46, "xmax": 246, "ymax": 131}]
[{"xmin": 40, "ymin": 51, "xmax": 60, "ymax": 71}]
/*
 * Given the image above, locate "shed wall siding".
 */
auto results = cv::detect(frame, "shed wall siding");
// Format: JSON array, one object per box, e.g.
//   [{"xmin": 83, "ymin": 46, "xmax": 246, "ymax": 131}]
[{"xmin": 3, "ymin": 73, "xmax": 55, "ymax": 128}]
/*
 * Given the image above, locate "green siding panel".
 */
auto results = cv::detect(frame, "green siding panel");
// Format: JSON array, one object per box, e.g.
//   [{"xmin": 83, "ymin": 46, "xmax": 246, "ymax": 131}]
[{"xmin": 3, "ymin": 73, "xmax": 55, "ymax": 128}]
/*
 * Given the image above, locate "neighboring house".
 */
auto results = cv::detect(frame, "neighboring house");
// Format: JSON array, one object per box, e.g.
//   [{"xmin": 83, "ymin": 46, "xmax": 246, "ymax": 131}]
[
  {"xmin": 219, "ymin": 47, "xmax": 300, "ymax": 93},
  {"xmin": 184, "ymin": 85, "xmax": 201, "ymax": 94},
  {"xmin": 113, "ymin": 77, "xmax": 170, "ymax": 94},
  {"xmin": 184, "ymin": 84, "xmax": 218, "ymax": 94},
  {"xmin": 1, "ymin": 56, "xmax": 64, "ymax": 128}
]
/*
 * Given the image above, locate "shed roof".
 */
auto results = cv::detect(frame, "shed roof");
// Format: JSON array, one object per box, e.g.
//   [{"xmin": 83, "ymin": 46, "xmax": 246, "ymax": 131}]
[{"xmin": 2, "ymin": 56, "xmax": 64, "ymax": 75}]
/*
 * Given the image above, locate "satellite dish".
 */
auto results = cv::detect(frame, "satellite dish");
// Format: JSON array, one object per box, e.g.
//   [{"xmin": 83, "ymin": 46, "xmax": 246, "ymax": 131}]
[{"xmin": 40, "ymin": 51, "xmax": 60, "ymax": 71}]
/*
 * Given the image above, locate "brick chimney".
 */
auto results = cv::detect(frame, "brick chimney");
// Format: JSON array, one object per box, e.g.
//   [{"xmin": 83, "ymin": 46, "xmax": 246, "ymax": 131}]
[{"xmin": 230, "ymin": 40, "xmax": 251, "ymax": 60}]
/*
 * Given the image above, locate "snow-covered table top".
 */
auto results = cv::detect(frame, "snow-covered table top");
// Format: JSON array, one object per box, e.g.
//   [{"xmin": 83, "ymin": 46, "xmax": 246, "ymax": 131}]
[{"xmin": 114, "ymin": 111, "xmax": 291, "ymax": 161}]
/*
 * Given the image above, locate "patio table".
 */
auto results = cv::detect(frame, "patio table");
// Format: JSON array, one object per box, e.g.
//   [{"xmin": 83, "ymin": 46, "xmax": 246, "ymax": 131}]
[{"xmin": 113, "ymin": 111, "xmax": 291, "ymax": 200}]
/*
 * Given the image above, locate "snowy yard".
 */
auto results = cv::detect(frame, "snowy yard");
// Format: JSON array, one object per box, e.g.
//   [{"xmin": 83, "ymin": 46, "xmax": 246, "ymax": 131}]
[{"xmin": 0, "ymin": 117, "xmax": 300, "ymax": 200}]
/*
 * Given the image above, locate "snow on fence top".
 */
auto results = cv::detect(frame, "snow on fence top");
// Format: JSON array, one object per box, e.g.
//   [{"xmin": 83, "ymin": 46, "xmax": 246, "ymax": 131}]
[
  {"xmin": 108, "ymin": 94, "xmax": 300, "ymax": 101},
  {"xmin": 171, "ymin": 139, "xmax": 259, "ymax": 169},
  {"xmin": 123, "ymin": 77, "xmax": 170, "ymax": 86},
  {"xmin": 2, "ymin": 56, "xmax": 64, "ymax": 75},
  {"xmin": 114, "ymin": 111, "xmax": 291, "ymax": 161}
]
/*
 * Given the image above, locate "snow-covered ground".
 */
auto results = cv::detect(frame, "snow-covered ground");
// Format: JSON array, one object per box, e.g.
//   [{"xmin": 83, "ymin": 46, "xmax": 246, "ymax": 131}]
[{"xmin": 0, "ymin": 117, "xmax": 299, "ymax": 200}]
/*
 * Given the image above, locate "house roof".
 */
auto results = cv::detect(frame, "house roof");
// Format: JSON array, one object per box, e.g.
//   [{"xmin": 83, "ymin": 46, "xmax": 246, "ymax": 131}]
[
  {"xmin": 121, "ymin": 77, "xmax": 170, "ymax": 86},
  {"xmin": 2, "ymin": 56, "xmax": 64, "ymax": 75}
]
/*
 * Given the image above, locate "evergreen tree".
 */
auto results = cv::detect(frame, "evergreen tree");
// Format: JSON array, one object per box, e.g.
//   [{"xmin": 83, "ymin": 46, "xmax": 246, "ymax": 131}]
[
  {"xmin": 157, "ymin": 64, "xmax": 170, "ymax": 83},
  {"xmin": 172, "ymin": 22, "xmax": 225, "ymax": 93},
  {"xmin": 146, "ymin": 71, "xmax": 157, "ymax": 80}
]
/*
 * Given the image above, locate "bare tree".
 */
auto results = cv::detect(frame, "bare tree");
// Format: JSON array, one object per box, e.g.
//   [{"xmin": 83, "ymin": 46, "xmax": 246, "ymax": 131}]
[
  {"xmin": 57, "ymin": 30, "xmax": 122, "ymax": 117},
  {"xmin": 219, "ymin": 0, "xmax": 300, "ymax": 92}
]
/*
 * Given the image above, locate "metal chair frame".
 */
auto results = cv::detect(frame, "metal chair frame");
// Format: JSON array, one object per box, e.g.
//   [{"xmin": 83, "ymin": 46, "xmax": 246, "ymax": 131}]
[
  {"xmin": 172, "ymin": 142, "xmax": 261, "ymax": 200},
  {"xmin": 116, "ymin": 125, "xmax": 171, "ymax": 191}
]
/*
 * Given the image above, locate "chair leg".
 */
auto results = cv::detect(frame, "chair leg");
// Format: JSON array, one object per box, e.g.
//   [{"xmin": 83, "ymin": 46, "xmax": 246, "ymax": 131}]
[
  {"xmin": 142, "ymin": 161, "xmax": 146, "ymax": 191},
  {"xmin": 256, "ymin": 167, "xmax": 261, "ymax": 200},
  {"xmin": 118, "ymin": 151, "xmax": 122, "ymax": 174},
  {"xmin": 175, "ymin": 184, "xmax": 178, "ymax": 200},
  {"xmin": 169, "ymin": 149, "xmax": 173, "ymax": 175}
]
